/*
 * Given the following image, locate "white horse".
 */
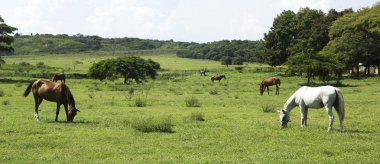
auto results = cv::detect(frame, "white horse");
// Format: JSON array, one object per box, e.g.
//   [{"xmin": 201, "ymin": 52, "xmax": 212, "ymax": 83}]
[{"xmin": 280, "ymin": 86, "xmax": 345, "ymax": 132}]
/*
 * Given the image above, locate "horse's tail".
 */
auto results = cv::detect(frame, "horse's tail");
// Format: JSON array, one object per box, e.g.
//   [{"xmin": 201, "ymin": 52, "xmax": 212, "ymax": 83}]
[
  {"xmin": 334, "ymin": 88, "xmax": 345, "ymax": 121},
  {"xmin": 23, "ymin": 81, "xmax": 34, "ymax": 97}
]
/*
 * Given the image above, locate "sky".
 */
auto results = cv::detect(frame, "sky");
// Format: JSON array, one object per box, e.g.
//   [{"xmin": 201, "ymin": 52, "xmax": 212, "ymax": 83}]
[{"xmin": 0, "ymin": 0, "xmax": 378, "ymax": 43}]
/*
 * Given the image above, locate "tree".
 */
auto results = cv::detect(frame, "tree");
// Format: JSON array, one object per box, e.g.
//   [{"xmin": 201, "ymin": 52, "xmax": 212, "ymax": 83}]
[
  {"xmin": 0, "ymin": 16, "xmax": 17, "ymax": 67},
  {"xmin": 89, "ymin": 56, "xmax": 160, "ymax": 84},
  {"xmin": 322, "ymin": 4, "xmax": 380, "ymax": 77},
  {"xmin": 263, "ymin": 10, "xmax": 296, "ymax": 66},
  {"xmin": 221, "ymin": 56, "xmax": 232, "ymax": 66}
]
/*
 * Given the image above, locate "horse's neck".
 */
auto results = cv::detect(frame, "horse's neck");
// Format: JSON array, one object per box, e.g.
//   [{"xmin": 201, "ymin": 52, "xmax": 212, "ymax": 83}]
[{"xmin": 284, "ymin": 94, "xmax": 297, "ymax": 113}]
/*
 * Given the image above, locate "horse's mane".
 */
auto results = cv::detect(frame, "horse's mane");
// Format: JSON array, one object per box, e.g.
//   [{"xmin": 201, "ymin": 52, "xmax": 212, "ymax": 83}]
[{"xmin": 61, "ymin": 84, "xmax": 75, "ymax": 108}]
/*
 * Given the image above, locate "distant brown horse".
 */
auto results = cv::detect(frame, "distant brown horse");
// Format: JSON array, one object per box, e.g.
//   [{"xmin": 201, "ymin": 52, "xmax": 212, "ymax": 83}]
[
  {"xmin": 52, "ymin": 73, "xmax": 66, "ymax": 83},
  {"xmin": 211, "ymin": 74, "xmax": 226, "ymax": 82},
  {"xmin": 260, "ymin": 77, "xmax": 281, "ymax": 96},
  {"xmin": 23, "ymin": 79, "xmax": 80, "ymax": 122}
]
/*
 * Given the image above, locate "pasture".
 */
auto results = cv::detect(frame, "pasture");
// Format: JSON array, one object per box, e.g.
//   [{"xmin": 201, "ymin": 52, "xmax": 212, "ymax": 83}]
[{"xmin": 0, "ymin": 53, "xmax": 379, "ymax": 163}]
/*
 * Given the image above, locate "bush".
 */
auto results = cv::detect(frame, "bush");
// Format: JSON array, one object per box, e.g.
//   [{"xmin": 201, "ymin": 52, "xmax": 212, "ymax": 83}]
[
  {"xmin": 2, "ymin": 100, "xmax": 10, "ymax": 106},
  {"xmin": 186, "ymin": 96, "xmax": 201, "ymax": 107},
  {"xmin": 132, "ymin": 116, "xmax": 173, "ymax": 133},
  {"xmin": 191, "ymin": 111, "xmax": 205, "ymax": 121},
  {"xmin": 262, "ymin": 104, "xmax": 277, "ymax": 113},
  {"xmin": 209, "ymin": 88, "xmax": 218, "ymax": 95},
  {"xmin": 135, "ymin": 97, "xmax": 147, "ymax": 107}
]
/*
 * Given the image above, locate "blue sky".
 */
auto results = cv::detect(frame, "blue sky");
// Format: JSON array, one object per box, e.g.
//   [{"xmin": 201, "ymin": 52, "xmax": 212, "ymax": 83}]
[{"xmin": 0, "ymin": 0, "xmax": 378, "ymax": 42}]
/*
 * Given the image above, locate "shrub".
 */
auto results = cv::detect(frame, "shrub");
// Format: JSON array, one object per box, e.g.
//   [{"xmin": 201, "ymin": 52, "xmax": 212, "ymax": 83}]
[
  {"xmin": 135, "ymin": 97, "xmax": 147, "ymax": 107},
  {"xmin": 132, "ymin": 116, "xmax": 173, "ymax": 133},
  {"xmin": 2, "ymin": 100, "xmax": 10, "ymax": 106},
  {"xmin": 186, "ymin": 96, "xmax": 201, "ymax": 107},
  {"xmin": 209, "ymin": 88, "xmax": 218, "ymax": 95},
  {"xmin": 191, "ymin": 111, "xmax": 205, "ymax": 121},
  {"xmin": 262, "ymin": 104, "xmax": 277, "ymax": 113}
]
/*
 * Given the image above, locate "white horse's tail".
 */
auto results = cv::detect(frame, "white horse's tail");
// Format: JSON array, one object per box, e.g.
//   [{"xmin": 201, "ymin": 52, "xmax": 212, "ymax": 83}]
[{"xmin": 334, "ymin": 88, "xmax": 345, "ymax": 121}]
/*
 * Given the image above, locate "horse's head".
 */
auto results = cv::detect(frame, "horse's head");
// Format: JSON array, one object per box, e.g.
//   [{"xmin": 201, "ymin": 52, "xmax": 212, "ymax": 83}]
[
  {"xmin": 259, "ymin": 83, "xmax": 265, "ymax": 95},
  {"xmin": 279, "ymin": 110, "xmax": 290, "ymax": 128},
  {"xmin": 67, "ymin": 106, "xmax": 80, "ymax": 123},
  {"xmin": 222, "ymin": 75, "xmax": 226, "ymax": 79}
]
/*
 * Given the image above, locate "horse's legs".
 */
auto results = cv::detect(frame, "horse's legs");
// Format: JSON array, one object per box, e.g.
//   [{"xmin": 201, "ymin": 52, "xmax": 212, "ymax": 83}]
[
  {"xmin": 325, "ymin": 105, "xmax": 334, "ymax": 132},
  {"xmin": 267, "ymin": 86, "xmax": 270, "ymax": 95},
  {"xmin": 55, "ymin": 103, "xmax": 61, "ymax": 122},
  {"xmin": 34, "ymin": 96, "xmax": 43, "ymax": 121},
  {"xmin": 276, "ymin": 84, "xmax": 279, "ymax": 95},
  {"xmin": 300, "ymin": 106, "xmax": 308, "ymax": 127}
]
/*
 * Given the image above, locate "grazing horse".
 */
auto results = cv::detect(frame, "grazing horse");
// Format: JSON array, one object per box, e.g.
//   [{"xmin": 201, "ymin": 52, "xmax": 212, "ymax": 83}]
[
  {"xmin": 23, "ymin": 79, "xmax": 80, "ymax": 122},
  {"xmin": 52, "ymin": 73, "xmax": 66, "ymax": 83},
  {"xmin": 260, "ymin": 77, "xmax": 280, "ymax": 95},
  {"xmin": 211, "ymin": 74, "xmax": 226, "ymax": 82},
  {"xmin": 280, "ymin": 86, "xmax": 345, "ymax": 132}
]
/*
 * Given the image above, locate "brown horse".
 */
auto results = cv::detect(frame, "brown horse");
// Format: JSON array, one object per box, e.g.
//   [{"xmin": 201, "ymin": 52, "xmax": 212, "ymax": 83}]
[
  {"xmin": 52, "ymin": 73, "xmax": 66, "ymax": 83},
  {"xmin": 260, "ymin": 77, "xmax": 281, "ymax": 96},
  {"xmin": 211, "ymin": 74, "xmax": 226, "ymax": 82},
  {"xmin": 23, "ymin": 79, "xmax": 79, "ymax": 122}
]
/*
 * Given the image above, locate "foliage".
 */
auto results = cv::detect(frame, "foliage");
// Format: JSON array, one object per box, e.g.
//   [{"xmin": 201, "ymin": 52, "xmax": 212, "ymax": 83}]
[
  {"xmin": 12, "ymin": 33, "xmax": 194, "ymax": 54},
  {"xmin": 322, "ymin": 4, "xmax": 380, "ymax": 77},
  {"xmin": 185, "ymin": 96, "xmax": 201, "ymax": 107},
  {"xmin": 0, "ymin": 16, "xmax": 17, "ymax": 67},
  {"xmin": 176, "ymin": 40, "xmax": 264, "ymax": 64},
  {"xmin": 134, "ymin": 97, "xmax": 147, "ymax": 107},
  {"xmin": 88, "ymin": 56, "xmax": 160, "ymax": 84},
  {"xmin": 191, "ymin": 111, "xmax": 205, "ymax": 121},
  {"xmin": 263, "ymin": 7, "xmax": 355, "ymax": 84},
  {"xmin": 262, "ymin": 104, "xmax": 277, "ymax": 113},
  {"xmin": 263, "ymin": 10, "xmax": 296, "ymax": 66},
  {"xmin": 131, "ymin": 116, "xmax": 173, "ymax": 133}
]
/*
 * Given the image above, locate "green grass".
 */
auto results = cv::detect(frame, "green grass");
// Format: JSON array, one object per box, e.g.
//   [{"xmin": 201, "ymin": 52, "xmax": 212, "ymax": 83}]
[{"xmin": 0, "ymin": 53, "xmax": 379, "ymax": 163}]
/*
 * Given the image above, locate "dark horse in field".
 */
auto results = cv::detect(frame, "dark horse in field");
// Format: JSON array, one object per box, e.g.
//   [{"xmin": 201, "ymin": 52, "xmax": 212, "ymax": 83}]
[
  {"xmin": 23, "ymin": 79, "xmax": 80, "ymax": 122},
  {"xmin": 211, "ymin": 74, "xmax": 226, "ymax": 82},
  {"xmin": 52, "ymin": 73, "xmax": 66, "ymax": 83},
  {"xmin": 260, "ymin": 77, "xmax": 281, "ymax": 95}
]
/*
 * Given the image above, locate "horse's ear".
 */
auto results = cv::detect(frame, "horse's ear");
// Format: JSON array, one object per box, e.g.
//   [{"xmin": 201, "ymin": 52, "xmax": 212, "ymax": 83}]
[
  {"xmin": 281, "ymin": 110, "xmax": 286, "ymax": 114},
  {"xmin": 76, "ymin": 109, "xmax": 80, "ymax": 112}
]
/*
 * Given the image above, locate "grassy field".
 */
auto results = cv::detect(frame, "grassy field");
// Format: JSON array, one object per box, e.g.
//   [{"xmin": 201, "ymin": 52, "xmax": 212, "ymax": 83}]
[{"xmin": 0, "ymin": 53, "xmax": 379, "ymax": 163}]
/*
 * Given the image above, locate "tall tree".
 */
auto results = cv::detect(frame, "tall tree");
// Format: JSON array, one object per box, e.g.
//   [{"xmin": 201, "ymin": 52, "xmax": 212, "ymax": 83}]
[
  {"xmin": 322, "ymin": 4, "xmax": 380, "ymax": 77},
  {"xmin": 0, "ymin": 16, "xmax": 17, "ymax": 67},
  {"xmin": 263, "ymin": 10, "xmax": 296, "ymax": 66}
]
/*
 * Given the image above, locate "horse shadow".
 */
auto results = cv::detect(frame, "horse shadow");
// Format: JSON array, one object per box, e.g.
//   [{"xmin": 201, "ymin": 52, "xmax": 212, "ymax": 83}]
[{"xmin": 45, "ymin": 119, "xmax": 100, "ymax": 125}]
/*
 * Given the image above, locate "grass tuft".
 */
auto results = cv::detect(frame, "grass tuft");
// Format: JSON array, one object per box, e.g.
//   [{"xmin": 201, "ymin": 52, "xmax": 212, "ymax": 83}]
[
  {"xmin": 191, "ymin": 111, "xmax": 205, "ymax": 121},
  {"xmin": 262, "ymin": 104, "xmax": 277, "ymax": 113},
  {"xmin": 135, "ymin": 97, "xmax": 147, "ymax": 107},
  {"xmin": 186, "ymin": 96, "xmax": 201, "ymax": 107},
  {"xmin": 132, "ymin": 116, "xmax": 173, "ymax": 133}
]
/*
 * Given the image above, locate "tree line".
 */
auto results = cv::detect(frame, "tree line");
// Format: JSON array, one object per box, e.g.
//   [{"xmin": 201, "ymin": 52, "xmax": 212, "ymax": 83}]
[
  {"xmin": 262, "ymin": 4, "xmax": 380, "ymax": 82},
  {"xmin": 11, "ymin": 33, "xmax": 195, "ymax": 54},
  {"xmin": 176, "ymin": 40, "xmax": 265, "ymax": 65}
]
